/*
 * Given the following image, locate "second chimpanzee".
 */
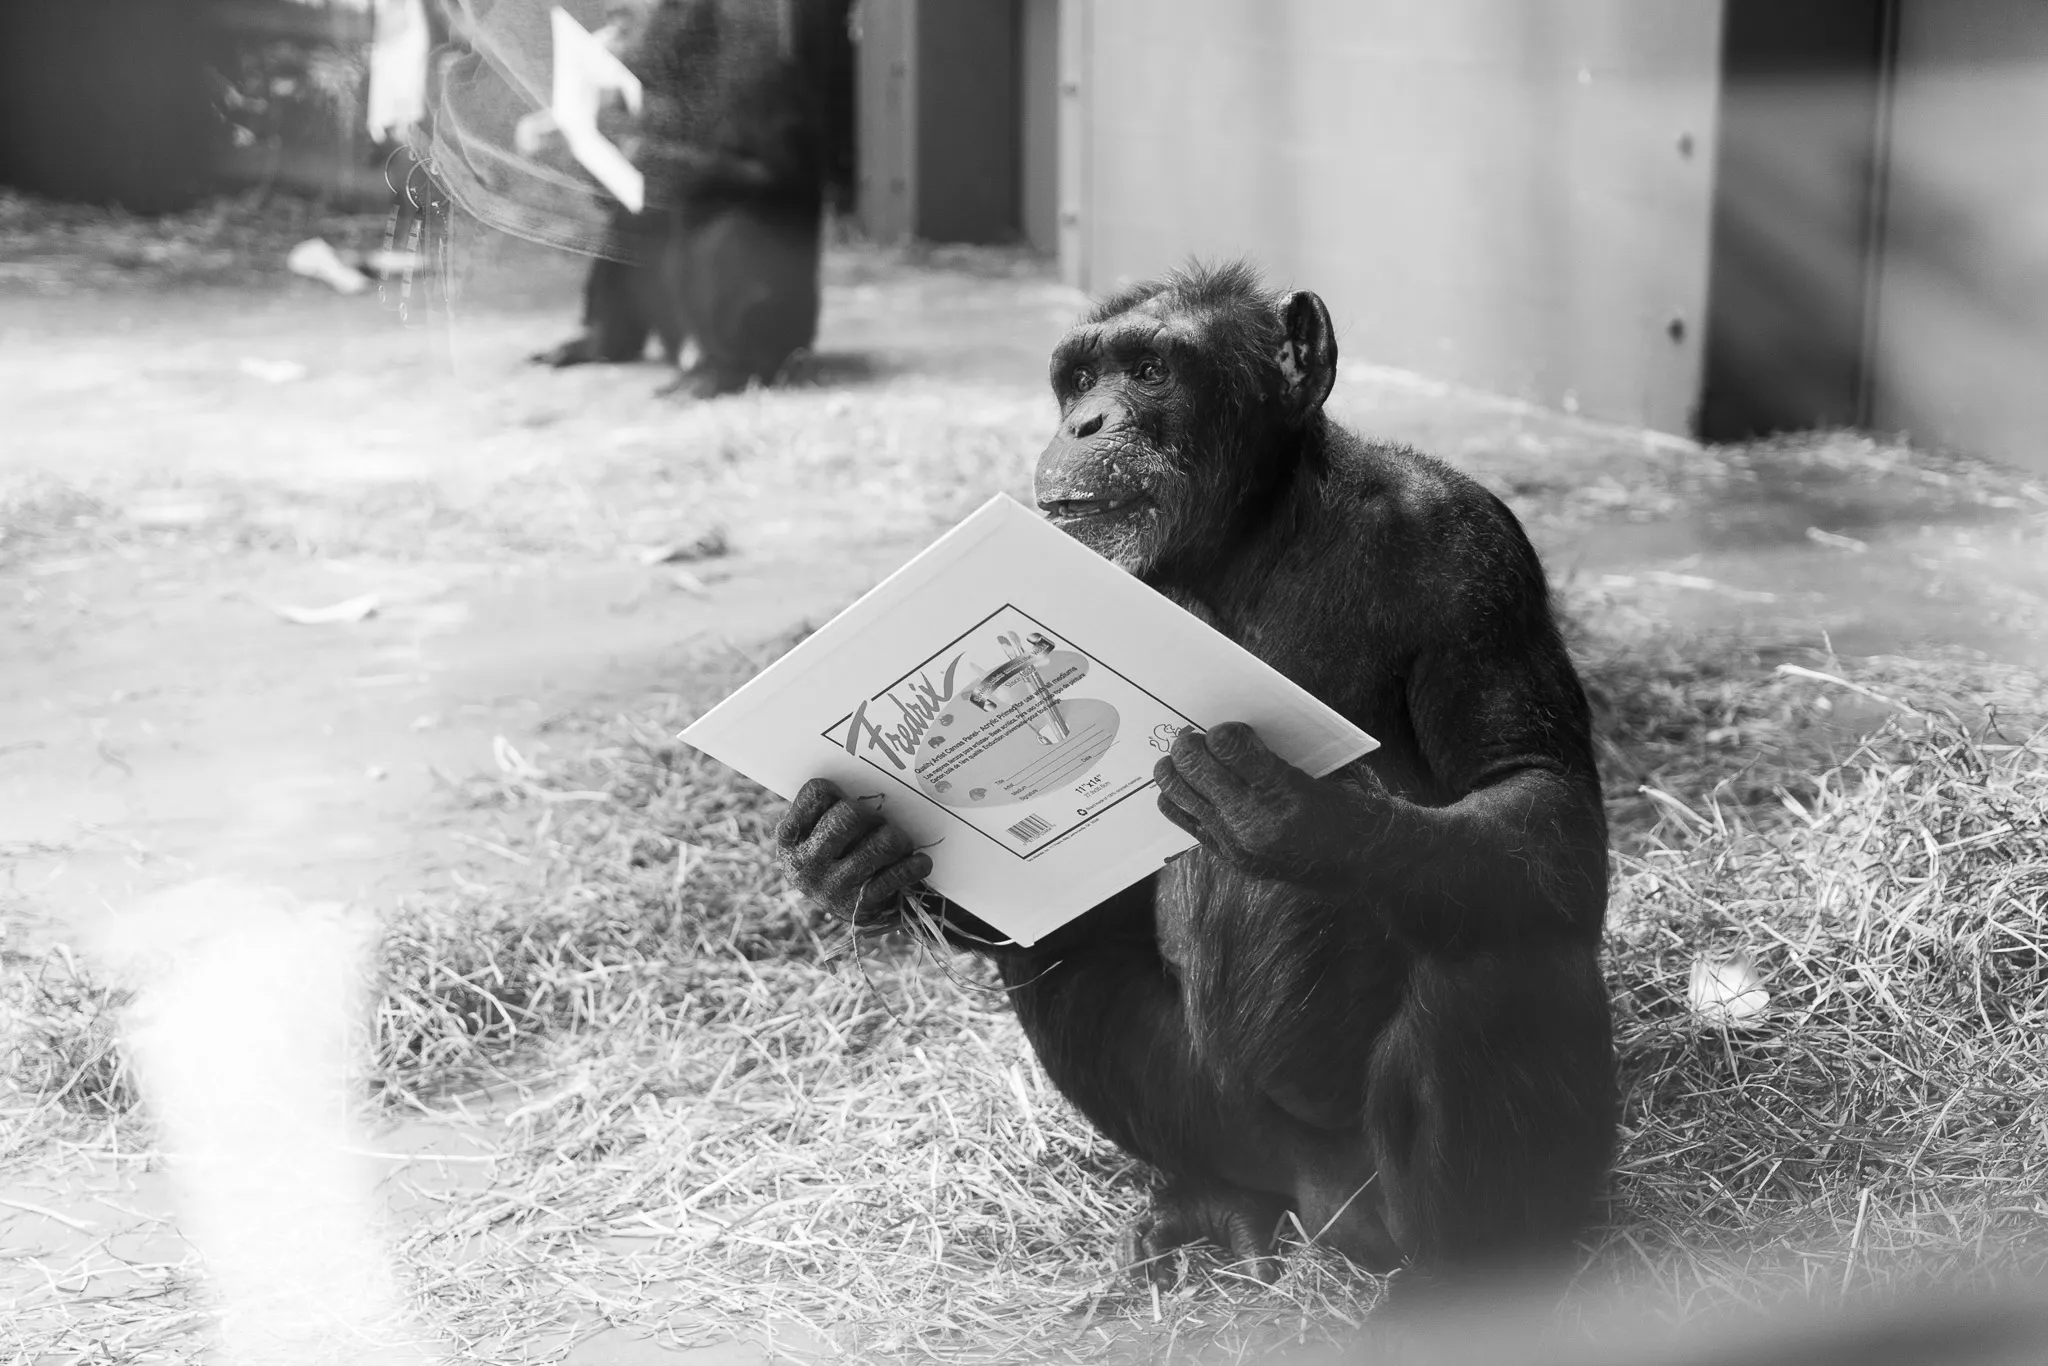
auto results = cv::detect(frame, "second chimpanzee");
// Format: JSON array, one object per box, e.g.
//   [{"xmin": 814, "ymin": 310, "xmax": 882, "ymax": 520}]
[
  {"xmin": 777, "ymin": 262, "xmax": 1617, "ymax": 1295},
  {"xmin": 531, "ymin": 0, "xmax": 850, "ymax": 397}
]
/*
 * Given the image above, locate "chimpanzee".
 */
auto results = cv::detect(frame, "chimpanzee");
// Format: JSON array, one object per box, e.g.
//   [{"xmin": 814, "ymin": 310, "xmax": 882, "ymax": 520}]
[
  {"xmin": 776, "ymin": 262, "xmax": 1617, "ymax": 1295},
  {"xmin": 531, "ymin": 0, "xmax": 849, "ymax": 397}
]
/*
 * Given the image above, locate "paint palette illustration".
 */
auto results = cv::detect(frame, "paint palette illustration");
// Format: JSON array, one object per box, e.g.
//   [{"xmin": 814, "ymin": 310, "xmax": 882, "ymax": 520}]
[{"xmin": 913, "ymin": 633, "xmax": 1120, "ymax": 809}]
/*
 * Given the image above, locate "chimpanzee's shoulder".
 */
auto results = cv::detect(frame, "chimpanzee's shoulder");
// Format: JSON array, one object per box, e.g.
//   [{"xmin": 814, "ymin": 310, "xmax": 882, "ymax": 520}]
[
  {"xmin": 1322, "ymin": 436, "xmax": 1522, "ymax": 537},
  {"xmin": 1313, "ymin": 435, "xmax": 1549, "ymax": 627}
]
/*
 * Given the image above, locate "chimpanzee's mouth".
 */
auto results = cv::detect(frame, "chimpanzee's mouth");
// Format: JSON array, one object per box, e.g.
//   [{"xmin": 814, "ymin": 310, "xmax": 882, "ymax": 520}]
[{"xmin": 1039, "ymin": 494, "xmax": 1148, "ymax": 523}]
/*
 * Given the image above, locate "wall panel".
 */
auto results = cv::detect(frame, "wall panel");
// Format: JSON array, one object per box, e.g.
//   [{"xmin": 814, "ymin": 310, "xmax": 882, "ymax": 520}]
[{"xmin": 1072, "ymin": 0, "xmax": 1725, "ymax": 434}]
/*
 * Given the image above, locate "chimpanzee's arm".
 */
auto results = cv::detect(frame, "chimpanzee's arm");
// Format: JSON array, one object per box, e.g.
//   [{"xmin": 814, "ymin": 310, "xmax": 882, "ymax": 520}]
[
  {"xmin": 1153, "ymin": 540, "xmax": 1605, "ymax": 955},
  {"xmin": 777, "ymin": 783, "xmax": 1267, "ymax": 1176},
  {"xmin": 1360, "ymin": 630, "xmax": 1609, "ymax": 952},
  {"xmin": 773, "ymin": 777, "xmax": 1131, "ymax": 956},
  {"xmin": 1313, "ymin": 506, "xmax": 1611, "ymax": 952},
  {"xmin": 987, "ymin": 880, "xmax": 1291, "ymax": 1180}
]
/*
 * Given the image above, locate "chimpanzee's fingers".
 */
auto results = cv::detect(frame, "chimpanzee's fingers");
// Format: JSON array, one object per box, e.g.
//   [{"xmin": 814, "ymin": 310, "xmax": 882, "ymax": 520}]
[
  {"xmin": 829, "ymin": 823, "xmax": 928, "ymax": 911},
  {"xmin": 827, "ymin": 818, "xmax": 912, "ymax": 885},
  {"xmin": 1156, "ymin": 789, "xmax": 1199, "ymax": 836},
  {"xmin": 792, "ymin": 796, "xmax": 880, "ymax": 873},
  {"xmin": 1219, "ymin": 1210, "xmax": 1282, "ymax": 1285},
  {"xmin": 1156, "ymin": 765, "xmax": 1233, "ymax": 858},
  {"xmin": 778, "ymin": 778, "xmax": 846, "ymax": 851},
  {"xmin": 1202, "ymin": 722, "xmax": 1298, "ymax": 794},
  {"xmin": 1123, "ymin": 1206, "xmax": 1191, "ymax": 1288},
  {"xmin": 1157, "ymin": 795, "xmax": 1231, "ymax": 860},
  {"xmin": 850, "ymin": 844, "xmax": 933, "ymax": 911},
  {"xmin": 1166, "ymin": 730, "xmax": 1250, "ymax": 806},
  {"xmin": 1154, "ymin": 756, "xmax": 1222, "ymax": 824}
]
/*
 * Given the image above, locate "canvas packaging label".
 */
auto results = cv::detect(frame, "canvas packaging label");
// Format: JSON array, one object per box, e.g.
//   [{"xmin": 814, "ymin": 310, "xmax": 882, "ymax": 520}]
[{"xmin": 679, "ymin": 494, "xmax": 1377, "ymax": 946}]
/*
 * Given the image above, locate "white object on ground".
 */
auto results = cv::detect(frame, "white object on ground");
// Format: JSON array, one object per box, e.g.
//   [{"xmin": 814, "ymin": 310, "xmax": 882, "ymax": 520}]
[
  {"xmin": 286, "ymin": 238, "xmax": 370, "ymax": 295},
  {"xmin": 123, "ymin": 493, "xmax": 223, "ymax": 527},
  {"xmin": 273, "ymin": 593, "xmax": 382, "ymax": 626},
  {"xmin": 1688, "ymin": 953, "xmax": 1770, "ymax": 1023},
  {"xmin": 238, "ymin": 357, "xmax": 309, "ymax": 384},
  {"xmin": 1805, "ymin": 526, "xmax": 1871, "ymax": 554}
]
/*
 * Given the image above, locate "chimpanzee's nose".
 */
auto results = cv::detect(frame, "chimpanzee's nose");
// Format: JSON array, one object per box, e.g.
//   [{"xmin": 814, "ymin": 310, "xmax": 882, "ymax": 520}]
[{"xmin": 1068, "ymin": 411, "xmax": 1104, "ymax": 439}]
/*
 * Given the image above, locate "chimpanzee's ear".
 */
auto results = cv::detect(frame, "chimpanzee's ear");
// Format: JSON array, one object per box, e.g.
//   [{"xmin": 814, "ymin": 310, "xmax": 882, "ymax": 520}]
[{"xmin": 1275, "ymin": 290, "xmax": 1337, "ymax": 422}]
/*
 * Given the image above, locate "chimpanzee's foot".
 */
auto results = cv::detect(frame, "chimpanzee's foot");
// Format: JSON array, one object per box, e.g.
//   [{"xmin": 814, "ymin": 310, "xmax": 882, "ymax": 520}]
[
  {"xmin": 1122, "ymin": 1184, "xmax": 1289, "ymax": 1286},
  {"xmin": 530, "ymin": 335, "xmax": 601, "ymax": 367},
  {"xmin": 656, "ymin": 366, "xmax": 752, "ymax": 400}
]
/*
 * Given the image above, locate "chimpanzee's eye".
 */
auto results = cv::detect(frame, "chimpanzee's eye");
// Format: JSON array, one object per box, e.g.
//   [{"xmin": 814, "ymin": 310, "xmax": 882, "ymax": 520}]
[
  {"xmin": 1071, "ymin": 366, "xmax": 1096, "ymax": 393},
  {"xmin": 1134, "ymin": 357, "xmax": 1167, "ymax": 384}
]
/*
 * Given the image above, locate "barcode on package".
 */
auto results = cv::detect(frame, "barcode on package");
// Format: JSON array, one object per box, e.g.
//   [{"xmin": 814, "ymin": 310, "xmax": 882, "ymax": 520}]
[{"xmin": 1007, "ymin": 813, "xmax": 1053, "ymax": 845}]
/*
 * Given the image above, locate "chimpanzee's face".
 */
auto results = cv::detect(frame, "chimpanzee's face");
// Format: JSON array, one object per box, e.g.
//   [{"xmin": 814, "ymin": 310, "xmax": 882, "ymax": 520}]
[
  {"xmin": 1037, "ymin": 330, "xmax": 1169, "ymax": 569},
  {"xmin": 1035, "ymin": 295, "xmax": 1285, "ymax": 578}
]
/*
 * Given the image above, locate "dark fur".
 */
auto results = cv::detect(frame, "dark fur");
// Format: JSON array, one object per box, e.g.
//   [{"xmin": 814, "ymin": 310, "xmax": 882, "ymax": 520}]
[
  {"xmin": 779, "ymin": 262, "xmax": 1616, "ymax": 1294},
  {"xmin": 533, "ymin": 0, "xmax": 846, "ymax": 396}
]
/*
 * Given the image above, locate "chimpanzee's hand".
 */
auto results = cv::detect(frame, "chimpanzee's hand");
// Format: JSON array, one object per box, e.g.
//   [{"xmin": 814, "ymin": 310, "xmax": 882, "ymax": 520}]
[
  {"xmin": 1153, "ymin": 722, "xmax": 1384, "ymax": 892},
  {"xmin": 776, "ymin": 778, "xmax": 932, "ymax": 927}
]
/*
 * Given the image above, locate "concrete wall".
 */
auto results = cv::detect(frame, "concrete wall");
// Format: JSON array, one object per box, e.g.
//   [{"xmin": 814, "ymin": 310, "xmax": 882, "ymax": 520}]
[
  {"xmin": 1019, "ymin": 0, "xmax": 1061, "ymax": 255},
  {"xmin": 856, "ymin": 0, "xmax": 1024, "ymax": 245},
  {"xmin": 1868, "ymin": 0, "xmax": 2048, "ymax": 476},
  {"xmin": 914, "ymin": 1, "xmax": 1019, "ymax": 242},
  {"xmin": 854, "ymin": 0, "xmax": 917, "ymax": 242},
  {"xmin": 1697, "ymin": 0, "xmax": 1894, "ymax": 443},
  {"xmin": 1067, "ymin": 0, "xmax": 1726, "ymax": 435}
]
